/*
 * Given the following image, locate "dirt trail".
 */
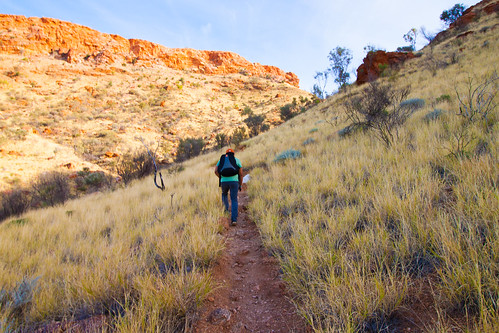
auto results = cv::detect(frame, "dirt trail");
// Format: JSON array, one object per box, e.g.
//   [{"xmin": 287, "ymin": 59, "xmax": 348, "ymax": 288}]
[{"xmin": 193, "ymin": 191, "xmax": 310, "ymax": 333}]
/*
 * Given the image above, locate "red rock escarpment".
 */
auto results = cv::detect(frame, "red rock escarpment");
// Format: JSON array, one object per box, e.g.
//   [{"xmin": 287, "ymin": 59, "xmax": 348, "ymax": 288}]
[
  {"xmin": 356, "ymin": 50, "xmax": 415, "ymax": 85},
  {"xmin": 0, "ymin": 14, "xmax": 299, "ymax": 87}
]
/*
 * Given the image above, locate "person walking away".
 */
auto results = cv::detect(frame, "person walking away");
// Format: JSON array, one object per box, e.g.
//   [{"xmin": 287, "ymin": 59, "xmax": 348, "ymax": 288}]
[{"xmin": 215, "ymin": 149, "xmax": 243, "ymax": 226}]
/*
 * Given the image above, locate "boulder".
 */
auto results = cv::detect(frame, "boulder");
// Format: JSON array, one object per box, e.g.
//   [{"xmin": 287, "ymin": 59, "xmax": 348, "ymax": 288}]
[{"xmin": 356, "ymin": 51, "xmax": 415, "ymax": 85}]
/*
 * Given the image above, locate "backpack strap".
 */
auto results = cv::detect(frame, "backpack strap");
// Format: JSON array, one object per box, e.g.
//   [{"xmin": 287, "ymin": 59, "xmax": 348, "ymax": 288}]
[
  {"xmin": 217, "ymin": 154, "xmax": 225, "ymax": 174},
  {"xmin": 227, "ymin": 154, "xmax": 239, "ymax": 172},
  {"xmin": 227, "ymin": 153, "xmax": 240, "ymax": 183}
]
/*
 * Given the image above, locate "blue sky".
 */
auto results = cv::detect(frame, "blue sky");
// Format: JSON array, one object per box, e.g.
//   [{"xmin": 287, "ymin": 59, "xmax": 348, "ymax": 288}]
[{"xmin": 0, "ymin": 0, "xmax": 478, "ymax": 91}]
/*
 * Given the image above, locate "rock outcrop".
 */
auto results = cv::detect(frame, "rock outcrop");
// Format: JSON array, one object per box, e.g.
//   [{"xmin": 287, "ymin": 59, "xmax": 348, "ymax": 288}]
[
  {"xmin": 432, "ymin": 0, "xmax": 499, "ymax": 45},
  {"xmin": 355, "ymin": 0, "xmax": 499, "ymax": 85},
  {"xmin": 0, "ymin": 14, "xmax": 299, "ymax": 87},
  {"xmin": 356, "ymin": 51, "xmax": 415, "ymax": 85}
]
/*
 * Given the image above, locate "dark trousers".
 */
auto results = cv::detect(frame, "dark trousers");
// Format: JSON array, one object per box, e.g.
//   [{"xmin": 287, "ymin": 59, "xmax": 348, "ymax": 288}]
[{"xmin": 221, "ymin": 181, "xmax": 239, "ymax": 222}]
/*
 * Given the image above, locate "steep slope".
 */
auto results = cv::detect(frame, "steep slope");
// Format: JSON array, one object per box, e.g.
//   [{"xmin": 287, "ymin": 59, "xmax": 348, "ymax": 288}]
[{"xmin": 243, "ymin": 1, "xmax": 498, "ymax": 331}]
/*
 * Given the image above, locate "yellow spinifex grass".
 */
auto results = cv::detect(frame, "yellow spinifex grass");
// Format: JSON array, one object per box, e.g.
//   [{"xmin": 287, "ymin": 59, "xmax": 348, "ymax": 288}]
[
  {"xmin": 0, "ymin": 155, "xmax": 224, "ymax": 331},
  {"xmin": 245, "ymin": 13, "xmax": 499, "ymax": 332}
]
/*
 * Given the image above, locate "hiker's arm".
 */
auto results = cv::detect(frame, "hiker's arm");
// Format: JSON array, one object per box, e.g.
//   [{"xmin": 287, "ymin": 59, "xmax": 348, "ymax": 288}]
[{"xmin": 214, "ymin": 166, "xmax": 220, "ymax": 178}]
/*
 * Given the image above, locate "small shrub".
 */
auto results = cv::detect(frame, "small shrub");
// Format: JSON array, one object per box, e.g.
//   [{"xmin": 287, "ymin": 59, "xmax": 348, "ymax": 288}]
[
  {"xmin": 280, "ymin": 103, "xmax": 300, "ymax": 121},
  {"xmin": 445, "ymin": 122, "xmax": 474, "ymax": 159},
  {"xmin": 175, "ymin": 137, "xmax": 205, "ymax": 162},
  {"xmin": 215, "ymin": 133, "xmax": 228, "ymax": 149},
  {"xmin": 343, "ymin": 82, "xmax": 425, "ymax": 147},
  {"xmin": 455, "ymin": 72, "xmax": 498, "ymax": 127},
  {"xmin": 0, "ymin": 277, "xmax": 39, "ymax": 327},
  {"xmin": 396, "ymin": 46, "xmax": 414, "ymax": 52},
  {"xmin": 309, "ymin": 128, "xmax": 318, "ymax": 133},
  {"xmin": 338, "ymin": 125, "xmax": 357, "ymax": 138},
  {"xmin": 0, "ymin": 189, "xmax": 30, "ymax": 222},
  {"xmin": 116, "ymin": 151, "xmax": 155, "ymax": 184},
  {"xmin": 424, "ymin": 109, "xmax": 446, "ymax": 122},
  {"xmin": 244, "ymin": 113, "xmax": 267, "ymax": 137},
  {"xmin": 241, "ymin": 106, "xmax": 253, "ymax": 116},
  {"xmin": 31, "ymin": 172, "xmax": 71, "ymax": 207},
  {"xmin": 436, "ymin": 94, "xmax": 452, "ymax": 104},
  {"xmin": 303, "ymin": 138, "xmax": 315, "ymax": 146},
  {"xmin": 400, "ymin": 98, "xmax": 425, "ymax": 110},
  {"xmin": 274, "ymin": 149, "xmax": 302, "ymax": 163},
  {"xmin": 9, "ymin": 218, "xmax": 29, "ymax": 226},
  {"xmin": 84, "ymin": 172, "xmax": 107, "ymax": 186},
  {"xmin": 378, "ymin": 63, "xmax": 389, "ymax": 77},
  {"xmin": 230, "ymin": 127, "xmax": 248, "ymax": 147}
]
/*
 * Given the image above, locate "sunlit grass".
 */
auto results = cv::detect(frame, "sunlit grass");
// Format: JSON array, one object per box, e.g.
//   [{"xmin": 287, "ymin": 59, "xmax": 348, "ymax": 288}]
[
  {"xmin": 0, "ymin": 156, "xmax": 224, "ymax": 330},
  {"xmin": 245, "ymin": 12, "xmax": 499, "ymax": 332}
]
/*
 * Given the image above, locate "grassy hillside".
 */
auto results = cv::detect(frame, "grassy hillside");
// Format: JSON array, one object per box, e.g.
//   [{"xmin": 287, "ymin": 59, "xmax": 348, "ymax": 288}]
[
  {"xmin": 1, "ymin": 4, "xmax": 498, "ymax": 333},
  {"xmin": 0, "ymin": 52, "xmax": 311, "ymax": 192},
  {"xmin": 245, "ymin": 10, "xmax": 498, "ymax": 332}
]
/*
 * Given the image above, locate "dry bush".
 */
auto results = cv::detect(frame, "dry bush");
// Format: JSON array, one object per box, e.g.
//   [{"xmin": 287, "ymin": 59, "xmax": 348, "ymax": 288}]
[
  {"xmin": 31, "ymin": 171, "xmax": 71, "ymax": 208},
  {"xmin": 116, "ymin": 151, "xmax": 155, "ymax": 185},
  {"xmin": 0, "ymin": 189, "xmax": 31, "ymax": 222},
  {"xmin": 456, "ymin": 72, "xmax": 498, "ymax": 128},
  {"xmin": 344, "ymin": 82, "xmax": 425, "ymax": 146},
  {"xmin": 175, "ymin": 137, "xmax": 205, "ymax": 162}
]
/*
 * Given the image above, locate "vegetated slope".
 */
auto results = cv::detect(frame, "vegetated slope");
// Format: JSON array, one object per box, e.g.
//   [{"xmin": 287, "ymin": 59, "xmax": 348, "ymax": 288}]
[
  {"xmin": 0, "ymin": 14, "xmax": 312, "ymax": 192},
  {"xmin": 0, "ymin": 2, "xmax": 497, "ymax": 333},
  {"xmin": 245, "ymin": 2, "xmax": 499, "ymax": 331}
]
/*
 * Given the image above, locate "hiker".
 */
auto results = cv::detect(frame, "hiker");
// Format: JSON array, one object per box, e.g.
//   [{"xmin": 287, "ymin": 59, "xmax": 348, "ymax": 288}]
[{"xmin": 215, "ymin": 148, "xmax": 243, "ymax": 226}]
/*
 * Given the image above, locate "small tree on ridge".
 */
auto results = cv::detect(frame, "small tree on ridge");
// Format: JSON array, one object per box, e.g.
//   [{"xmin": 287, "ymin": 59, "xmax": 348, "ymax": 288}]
[{"xmin": 440, "ymin": 4, "xmax": 467, "ymax": 26}]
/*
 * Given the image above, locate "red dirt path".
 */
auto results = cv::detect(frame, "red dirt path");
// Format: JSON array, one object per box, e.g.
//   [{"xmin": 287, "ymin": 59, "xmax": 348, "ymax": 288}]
[{"xmin": 193, "ymin": 191, "xmax": 310, "ymax": 333}]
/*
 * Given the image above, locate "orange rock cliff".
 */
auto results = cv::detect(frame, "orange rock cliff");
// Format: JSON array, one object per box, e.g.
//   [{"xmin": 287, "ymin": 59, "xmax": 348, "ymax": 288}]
[{"xmin": 0, "ymin": 14, "xmax": 299, "ymax": 87}]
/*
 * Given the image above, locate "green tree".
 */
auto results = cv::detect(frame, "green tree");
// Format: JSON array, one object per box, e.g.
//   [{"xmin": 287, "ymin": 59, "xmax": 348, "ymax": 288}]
[
  {"xmin": 215, "ymin": 133, "xmax": 228, "ymax": 149},
  {"xmin": 312, "ymin": 46, "xmax": 352, "ymax": 97},
  {"xmin": 328, "ymin": 46, "xmax": 352, "ymax": 90},
  {"xmin": 440, "ymin": 4, "xmax": 467, "ymax": 26},
  {"xmin": 230, "ymin": 127, "xmax": 248, "ymax": 147}
]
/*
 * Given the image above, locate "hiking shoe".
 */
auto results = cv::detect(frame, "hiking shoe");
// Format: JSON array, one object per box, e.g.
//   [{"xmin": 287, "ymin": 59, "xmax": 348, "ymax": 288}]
[{"xmin": 231, "ymin": 221, "xmax": 237, "ymax": 226}]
